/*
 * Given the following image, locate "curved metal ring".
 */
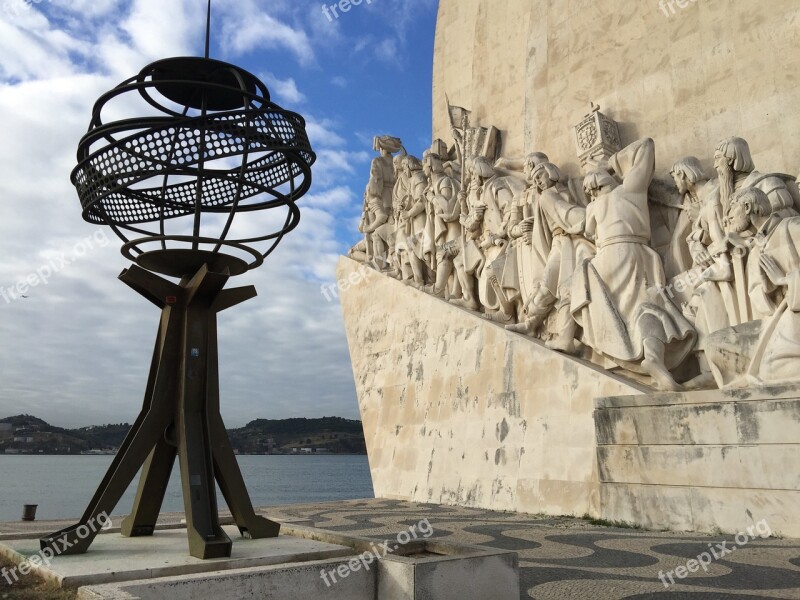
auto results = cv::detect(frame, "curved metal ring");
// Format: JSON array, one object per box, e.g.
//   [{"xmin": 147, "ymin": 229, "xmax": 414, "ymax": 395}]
[{"xmin": 121, "ymin": 235, "xmax": 265, "ymax": 271}]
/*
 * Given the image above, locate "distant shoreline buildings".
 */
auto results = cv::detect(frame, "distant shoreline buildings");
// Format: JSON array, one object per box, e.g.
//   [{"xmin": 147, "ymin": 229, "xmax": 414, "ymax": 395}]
[{"xmin": 0, "ymin": 415, "xmax": 367, "ymax": 456}]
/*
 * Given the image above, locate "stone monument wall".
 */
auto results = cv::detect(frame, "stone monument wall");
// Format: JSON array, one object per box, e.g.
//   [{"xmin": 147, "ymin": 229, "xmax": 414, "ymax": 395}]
[
  {"xmin": 433, "ymin": 0, "xmax": 800, "ymax": 179},
  {"xmin": 338, "ymin": 256, "xmax": 642, "ymax": 518},
  {"xmin": 595, "ymin": 385, "xmax": 800, "ymax": 537}
]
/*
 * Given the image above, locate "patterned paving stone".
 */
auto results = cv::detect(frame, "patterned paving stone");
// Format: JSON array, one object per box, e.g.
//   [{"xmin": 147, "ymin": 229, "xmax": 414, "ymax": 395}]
[{"xmin": 267, "ymin": 498, "xmax": 800, "ymax": 600}]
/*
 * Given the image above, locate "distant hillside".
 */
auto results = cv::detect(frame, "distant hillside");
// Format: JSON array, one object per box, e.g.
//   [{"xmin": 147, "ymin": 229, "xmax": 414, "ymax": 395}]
[
  {"xmin": 229, "ymin": 417, "xmax": 366, "ymax": 454},
  {"xmin": 73, "ymin": 423, "xmax": 135, "ymax": 449},
  {"xmin": 0, "ymin": 415, "xmax": 366, "ymax": 455},
  {"xmin": 0, "ymin": 414, "xmax": 88, "ymax": 454}
]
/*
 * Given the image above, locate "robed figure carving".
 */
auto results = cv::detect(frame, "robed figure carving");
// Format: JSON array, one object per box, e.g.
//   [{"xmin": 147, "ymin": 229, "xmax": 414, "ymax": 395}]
[{"xmin": 572, "ymin": 138, "xmax": 696, "ymax": 390}]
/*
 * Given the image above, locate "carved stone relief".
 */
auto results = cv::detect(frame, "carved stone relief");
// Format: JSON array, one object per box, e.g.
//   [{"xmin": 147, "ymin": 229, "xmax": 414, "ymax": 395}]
[{"xmin": 350, "ymin": 106, "xmax": 800, "ymax": 391}]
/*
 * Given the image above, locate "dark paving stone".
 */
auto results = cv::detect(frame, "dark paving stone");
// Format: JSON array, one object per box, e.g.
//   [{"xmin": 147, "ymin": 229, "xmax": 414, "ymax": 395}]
[
  {"xmin": 624, "ymin": 595, "xmax": 780, "ymax": 599},
  {"xmin": 460, "ymin": 523, "xmax": 544, "ymax": 551},
  {"xmin": 531, "ymin": 533, "xmax": 661, "ymax": 569},
  {"xmin": 265, "ymin": 500, "xmax": 800, "ymax": 599}
]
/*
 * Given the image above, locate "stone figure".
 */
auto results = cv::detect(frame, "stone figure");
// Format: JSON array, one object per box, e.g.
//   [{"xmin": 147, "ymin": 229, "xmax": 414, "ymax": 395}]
[
  {"xmin": 688, "ymin": 138, "xmax": 800, "ymax": 327},
  {"xmin": 725, "ymin": 188, "xmax": 786, "ymax": 321},
  {"xmin": 571, "ymin": 138, "xmax": 696, "ymax": 391},
  {"xmin": 373, "ymin": 135, "xmax": 405, "ymax": 214},
  {"xmin": 452, "ymin": 157, "xmax": 492, "ymax": 311},
  {"xmin": 660, "ymin": 157, "xmax": 719, "ymax": 390},
  {"xmin": 486, "ymin": 175, "xmax": 530, "ymax": 323},
  {"xmin": 423, "ymin": 144, "xmax": 463, "ymax": 300},
  {"xmin": 356, "ymin": 136, "xmax": 406, "ymax": 270},
  {"xmin": 508, "ymin": 162, "xmax": 592, "ymax": 353},
  {"xmin": 668, "ymin": 157, "xmax": 712, "ymax": 277},
  {"xmin": 362, "ymin": 159, "xmax": 395, "ymax": 270},
  {"xmin": 715, "ymin": 137, "xmax": 797, "ymax": 221},
  {"xmin": 392, "ymin": 156, "xmax": 429, "ymax": 288},
  {"xmin": 704, "ymin": 187, "xmax": 798, "ymax": 386},
  {"xmin": 727, "ymin": 193, "xmax": 800, "ymax": 384},
  {"xmin": 699, "ymin": 138, "xmax": 797, "ymax": 288},
  {"xmin": 496, "ymin": 153, "xmax": 551, "ymax": 318},
  {"xmin": 455, "ymin": 156, "xmax": 526, "ymax": 317},
  {"xmin": 388, "ymin": 155, "xmax": 412, "ymax": 276},
  {"xmin": 671, "ymin": 157, "xmax": 715, "ymax": 269}
]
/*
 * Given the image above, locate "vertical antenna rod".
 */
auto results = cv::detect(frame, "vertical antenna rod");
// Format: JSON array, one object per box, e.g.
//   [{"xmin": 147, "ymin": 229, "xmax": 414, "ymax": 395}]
[{"xmin": 204, "ymin": 0, "xmax": 212, "ymax": 59}]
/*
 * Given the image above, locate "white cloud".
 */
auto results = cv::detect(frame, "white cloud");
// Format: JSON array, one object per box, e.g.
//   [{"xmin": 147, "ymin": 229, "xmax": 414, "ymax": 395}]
[
  {"xmin": 313, "ymin": 149, "xmax": 371, "ymax": 189},
  {"xmin": 0, "ymin": 15, "xmax": 84, "ymax": 80},
  {"xmin": 50, "ymin": 0, "xmax": 125, "ymax": 20},
  {"xmin": 218, "ymin": 3, "xmax": 314, "ymax": 66},
  {"xmin": 375, "ymin": 38, "xmax": 400, "ymax": 67},
  {"xmin": 303, "ymin": 186, "xmax": 355, "ymax": 210},
  {"xmin": 384, "ymin": 0, "xmax": 437, "ymax": 43},
  {"xmin": 306, "ymin": 116, "xmax": 346, "ymax": 148},
  {"xmin": 0, "ymin": 0, "xmax": 364, "ymax": 427},
  {"xmin": 120, "ymin": 0, "xmax": 202, "ymax": 61},
  {"xmin": 262, "ymin": 72, "xmax": 306, "ymax": 105}
]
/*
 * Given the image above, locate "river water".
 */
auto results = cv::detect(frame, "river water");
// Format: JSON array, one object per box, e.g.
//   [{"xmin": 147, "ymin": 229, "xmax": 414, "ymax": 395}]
[{"xmin": 0, "ymin": 454, "xmax": 374, "ymax": 521}]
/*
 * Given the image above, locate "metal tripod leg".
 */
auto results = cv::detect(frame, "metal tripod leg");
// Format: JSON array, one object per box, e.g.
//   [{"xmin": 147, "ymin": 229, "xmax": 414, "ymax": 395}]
[
  {"xmin": 210, "ymin": 415, "xmax": 281, "ymax": 538},
  {"xmin": 120, "ymin": 289, "xmax": 183, "ymax": 539},
  {"xmin": 176, "ymin": 266, "xmax": 232, "ymax": 558},
  {"xmin": 120, "ymin": 437, "xmax": 178, "ymax": 537},
  {"xmin": 206, "ymin": 297, "xmax": 280, "ymax": 539},
  {"xmin": 40, "ymin": 290, "xmax": 179, "ymax": 555},
  {"xmin": 39, "ymin": 401, "xmax": 173, "ymax": 554}
]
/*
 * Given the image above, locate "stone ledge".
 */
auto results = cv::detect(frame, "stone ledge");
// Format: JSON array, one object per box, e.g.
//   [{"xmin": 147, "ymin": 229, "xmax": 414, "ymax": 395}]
[
  {"xmin": 600, "ymin": 483, "xmax": 800, "ymax": 537},
  {"xmin": 595, "ymin": 384, "xmax": 800, "ymax": 409}
]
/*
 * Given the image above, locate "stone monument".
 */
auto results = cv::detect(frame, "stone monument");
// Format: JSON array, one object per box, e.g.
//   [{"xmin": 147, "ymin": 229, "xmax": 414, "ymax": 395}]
[{"xmin": 339, "ymin": 0, "xmax": 800, "ymax": 537}]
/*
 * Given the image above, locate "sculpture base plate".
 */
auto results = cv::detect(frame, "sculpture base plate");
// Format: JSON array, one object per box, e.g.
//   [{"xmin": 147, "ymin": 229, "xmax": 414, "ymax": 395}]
[
  {"xmin": 135, "ymin": 249, "xmax": 249, "ymax": 278},
  {"xmin": 0, "ymin": 525, "xmax": 351, "ymax": 589}
]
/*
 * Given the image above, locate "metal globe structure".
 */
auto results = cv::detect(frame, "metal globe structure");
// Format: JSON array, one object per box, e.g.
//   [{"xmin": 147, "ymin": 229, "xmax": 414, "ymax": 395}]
[
  {"xmin": 74, "ymin": 55, "xmax": 315, "ymax": 278},
  {"xmin": 41, "ymin": 52, "xmax": 316, "ymax": 560}
]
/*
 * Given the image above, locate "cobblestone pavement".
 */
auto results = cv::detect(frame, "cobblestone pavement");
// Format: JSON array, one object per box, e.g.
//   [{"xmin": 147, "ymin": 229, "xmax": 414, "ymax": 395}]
[
  {"xmin": 267, "ymin": 498, "xmax": 800, "ymax": 600},
  {"xmin": 2, "ymin": 499, "xmax": 798, "ymax": 599}
]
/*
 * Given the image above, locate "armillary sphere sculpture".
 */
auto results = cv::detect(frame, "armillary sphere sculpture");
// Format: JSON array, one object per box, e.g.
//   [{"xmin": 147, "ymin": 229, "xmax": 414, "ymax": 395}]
[{"xmin": 40, "ymin": 4, "xmax": 315, "ymax": 560}]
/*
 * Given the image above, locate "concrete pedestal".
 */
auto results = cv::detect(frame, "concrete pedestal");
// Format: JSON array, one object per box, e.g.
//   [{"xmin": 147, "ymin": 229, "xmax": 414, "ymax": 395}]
[
  {"xmin": 0, "ymin": 526, "xmax": 351, "ymax": 588},
  {"xmin": 0, "ymin": 522, "xmax": 520, "ymax": 600}
]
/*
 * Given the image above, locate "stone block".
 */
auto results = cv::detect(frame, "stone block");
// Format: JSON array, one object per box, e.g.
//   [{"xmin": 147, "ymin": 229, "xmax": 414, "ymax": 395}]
[
  {"xmin": 77, "ymin": 558, "xmax": 374, "ymax": 600},
  {"xmin": 377, "ymin": 541, "xmax": 519, "ymax": 600},
  {"xmin": 596, "ymin": 387, "xmax": 800, "ymax": 536}
]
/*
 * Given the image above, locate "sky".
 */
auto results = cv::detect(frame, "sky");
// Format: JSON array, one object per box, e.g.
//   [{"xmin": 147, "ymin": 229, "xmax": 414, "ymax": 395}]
[{"xmin": 0, "ymin": 0, "xmax": 439, "ymax": 428}]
